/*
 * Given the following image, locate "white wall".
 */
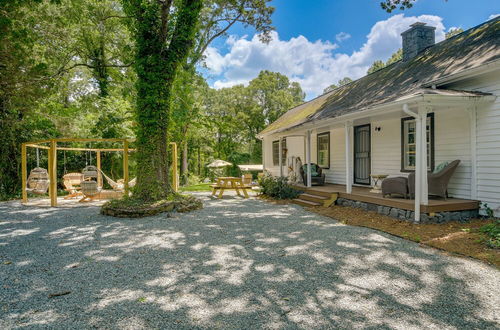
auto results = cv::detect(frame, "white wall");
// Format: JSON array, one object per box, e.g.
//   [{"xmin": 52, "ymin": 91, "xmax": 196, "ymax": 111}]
[
  {"xmin": 263, "ymin": 136, "xmax": 279, "ymax": 176},
  {"xmin": 434, "ymin": 108, "xmax": 471, "ymax": 199},
  {"xmin": 262, "ymin": 70, "xmax": 500, "ymax": 216},
  {"xmin": 446, "ymin": 71, "xmax": 500, "ymax": 216},
  {"xmin": 371, "ymin": 118, "xmax": 402, "ymax": 177},
  {"xmin": 263, "ymin": 135, "xmax": 305, "ymax": 177}
]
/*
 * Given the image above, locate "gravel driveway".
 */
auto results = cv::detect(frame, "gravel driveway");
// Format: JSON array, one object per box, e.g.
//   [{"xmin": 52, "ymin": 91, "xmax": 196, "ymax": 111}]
[{"xmin": 1, "ymin": 193, "xmax": 499, "ymax": 329}]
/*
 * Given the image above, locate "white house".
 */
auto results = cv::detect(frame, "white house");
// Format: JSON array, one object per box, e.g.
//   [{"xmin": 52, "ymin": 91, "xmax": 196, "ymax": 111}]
[{"xmin": 258, "ymin": 18, "xmax": 500, "ymax": 221}]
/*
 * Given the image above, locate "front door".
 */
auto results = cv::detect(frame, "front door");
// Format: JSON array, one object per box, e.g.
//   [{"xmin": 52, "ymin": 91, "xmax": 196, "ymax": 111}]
[{"xmin": 354, "ymin": 124, "xmax": 371, "ymax": 185}]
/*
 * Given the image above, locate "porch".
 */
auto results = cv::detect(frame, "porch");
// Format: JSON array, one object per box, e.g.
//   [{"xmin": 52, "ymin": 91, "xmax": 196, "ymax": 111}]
[
  {"xmin": 262, "ymin": 90, "xmax": 495, "ymax": 221},
  {"xmin": 292, "ymin": 183, "xmax": 480, "ymax": 214}
]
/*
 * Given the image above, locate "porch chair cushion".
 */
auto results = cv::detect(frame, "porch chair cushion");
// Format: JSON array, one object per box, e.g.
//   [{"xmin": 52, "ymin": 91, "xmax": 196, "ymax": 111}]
[
  {"xmin": 382, "ymin": 176, "xmax": 408, "ymax": 198},
  {"xmin": 409, "ymin": 160, "xmax": 460, "ymax": 199},
  {"xmin": 299, "ymin": 163, "xmax": 326, "ymax": 186},
  {"xmin": 433, "ymin": 161, "xmax": 449, "ymax": 174}
]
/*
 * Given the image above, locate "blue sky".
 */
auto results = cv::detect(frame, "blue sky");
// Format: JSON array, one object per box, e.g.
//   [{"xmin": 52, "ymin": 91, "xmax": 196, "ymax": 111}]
[{"xmin": 203, "ymin": 0, "xmax": 499, "ymax": 99}]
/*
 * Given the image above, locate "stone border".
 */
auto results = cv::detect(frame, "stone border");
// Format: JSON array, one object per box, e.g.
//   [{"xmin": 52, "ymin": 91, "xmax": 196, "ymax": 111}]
[{"xmin": 335, "ymin": 197, "xmax": 478, "ymax": 223}]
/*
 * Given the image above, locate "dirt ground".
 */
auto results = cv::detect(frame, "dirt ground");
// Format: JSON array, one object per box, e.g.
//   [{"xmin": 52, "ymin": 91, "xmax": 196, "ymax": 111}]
[{"xmin": 308, "ymin": 205, "xmax": 499, "ymax": 268}]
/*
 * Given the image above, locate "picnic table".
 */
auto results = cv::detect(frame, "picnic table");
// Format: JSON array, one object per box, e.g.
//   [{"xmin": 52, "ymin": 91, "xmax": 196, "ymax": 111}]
[{"xmin": 211, "ymin": 177, "xmax": 252, "ymax": 199}]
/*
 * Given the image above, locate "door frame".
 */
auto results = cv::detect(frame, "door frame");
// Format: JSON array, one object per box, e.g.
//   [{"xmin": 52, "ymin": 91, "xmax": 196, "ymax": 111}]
[{"xmin": 353, "ymin": 124, "xmax": 371, "ymax": 185}]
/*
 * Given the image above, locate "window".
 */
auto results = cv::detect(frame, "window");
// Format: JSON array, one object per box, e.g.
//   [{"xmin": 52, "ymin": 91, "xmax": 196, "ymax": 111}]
[
  {"xmin": 401, "ymin": 113, "xmax": 434, "ymax": 172},
  {"xmin": 317, "ymin": 132, "xmax": 330, "ymax": 169},
  {"xmin": 272, "ymin": 139, "xmax": 287, "ymax": 166}
]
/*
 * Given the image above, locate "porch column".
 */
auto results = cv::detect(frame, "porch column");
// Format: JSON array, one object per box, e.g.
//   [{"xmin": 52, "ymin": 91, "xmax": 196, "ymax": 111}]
[
  {"xmin": 419, "ymin": 105, "xmax": 429, "ymax": 206},
  {"xmin": 345, "ymin": 121, "xmax": 352, "ymax": 193},
  {"xmin": 278, "ymin": 137, "xmax": 283, "ymax": 177},
  {"xmin": 403, "ymin": 104, "xmax": 427, "ymax": 222},
  {"xmin": 306, "ymin": 130, "xmax": 312, "ymax": 188},
  {"xmin": 468, "ymin": 107, "xmax": 478, "ymax": 199}
]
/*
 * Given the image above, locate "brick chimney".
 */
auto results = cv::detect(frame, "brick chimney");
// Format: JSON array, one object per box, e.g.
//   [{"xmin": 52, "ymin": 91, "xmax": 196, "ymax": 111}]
[{"xmin": 401, "ymin": 22, "xmax": 436, "ymax": 61}]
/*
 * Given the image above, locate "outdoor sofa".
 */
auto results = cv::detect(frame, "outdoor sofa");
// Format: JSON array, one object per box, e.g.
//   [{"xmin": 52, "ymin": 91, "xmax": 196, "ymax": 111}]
[{"xmin": 382, "ymin": 160, "xmax": 460, "ymax": 200}]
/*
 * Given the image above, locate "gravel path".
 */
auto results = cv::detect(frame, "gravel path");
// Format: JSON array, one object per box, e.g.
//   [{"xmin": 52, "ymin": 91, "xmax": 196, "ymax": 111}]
[{"xmin": 1, "ymin": 192, "xmax": 499, "ymax": 329}]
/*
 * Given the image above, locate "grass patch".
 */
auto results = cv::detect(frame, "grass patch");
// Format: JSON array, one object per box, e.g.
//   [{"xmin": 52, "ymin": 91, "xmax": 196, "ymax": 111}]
[
  {"xmin": 479, "ymin": 219, "xmax": 500, "ymax": 249},
  {"xmin": 180, "ymin": 183, "xmax": 212, "ymax": 192}
]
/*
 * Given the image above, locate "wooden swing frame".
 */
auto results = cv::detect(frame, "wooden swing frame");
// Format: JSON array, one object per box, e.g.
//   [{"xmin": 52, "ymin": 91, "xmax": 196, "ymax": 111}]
[{"xmin": 21, "ymin": 138, "xmax": 178, "ymax": 207}]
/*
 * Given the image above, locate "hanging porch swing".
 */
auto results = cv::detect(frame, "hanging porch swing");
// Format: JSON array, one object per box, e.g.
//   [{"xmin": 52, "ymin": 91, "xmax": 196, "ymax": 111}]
[{"xmin": 26, "ymin": 148, "xmax": 49, "ymax": 195}]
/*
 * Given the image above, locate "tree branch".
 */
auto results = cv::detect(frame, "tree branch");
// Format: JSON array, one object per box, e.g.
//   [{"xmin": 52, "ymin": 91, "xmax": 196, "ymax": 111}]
[{"xmin": 189, "ymin": 13, "xmax": 242, "ymax": 67}]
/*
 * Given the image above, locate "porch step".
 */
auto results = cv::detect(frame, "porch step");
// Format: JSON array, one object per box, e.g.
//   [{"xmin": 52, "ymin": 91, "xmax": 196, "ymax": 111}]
[
  {"xmin": 301, "ymin": 188, "xmax": 333, "ymax": 198},
  {"xmin": 293, "ymin": 190, "xmax": 338, "ymax": 208},
  {"xmin": 292, "ymin": 198, "xmax": 322, "ymax": 207},
  {"xmin": 300, "ymin": 193, "xmax": 329, "ymax": 204}
]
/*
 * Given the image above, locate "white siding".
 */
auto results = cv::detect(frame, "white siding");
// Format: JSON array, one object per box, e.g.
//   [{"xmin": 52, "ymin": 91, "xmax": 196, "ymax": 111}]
[
  {"xmin": 263, "ymin": 136, "xmax": 305, "ymax": 177},
  {"xmin": 434, "ymin": 109, "xmax": 471, "ymax": 199},
  {"xmin": 371, "ymin": 118, "xmax": 402, "ymax": 177},
  {"xmin": 446, "ymin": 72, "xmax": 500, "ymax": 216},
  {"xmin": 263, "ymin": 136, "xmax": 279, "ymax": 176},
  {"xmin": 369, "ymin": 111, "xmax": 473, "ymax": 199},
  {"xmin": 323, "ymin": 127, "xmax": 346, "ymax": 184},
  {"xmin": 262, "ymin": 71, "xmax": 500, "ymax": 216}
]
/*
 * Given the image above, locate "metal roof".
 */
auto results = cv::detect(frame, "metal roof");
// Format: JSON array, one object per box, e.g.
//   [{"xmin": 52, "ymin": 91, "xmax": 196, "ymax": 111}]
[{"xmin": 260, "ymin": 17, "xmax": 500, "ymax": 137}]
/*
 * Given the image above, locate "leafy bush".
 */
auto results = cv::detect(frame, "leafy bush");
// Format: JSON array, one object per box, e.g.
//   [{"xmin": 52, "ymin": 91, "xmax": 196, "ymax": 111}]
[
  {"xmin": 480, "ymin": 202, "xmax": 495, "ymax": 219},
  {"xmin": 479, "ymin": 220, "xmax": 500, "ymax": 249},
  {"xmin": 258, "ymin": 172, "xmax": 300, "ymax": 199},
  {"xmin": 186, "ymin": 174, "xmax": 202, "ymax": 186}
]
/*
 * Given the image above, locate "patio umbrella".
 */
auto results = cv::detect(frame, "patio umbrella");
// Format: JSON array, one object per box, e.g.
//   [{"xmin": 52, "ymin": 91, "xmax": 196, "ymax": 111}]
[{"xmin": 207, "ymin": 159, "xmax": 233, "ymax": 168}]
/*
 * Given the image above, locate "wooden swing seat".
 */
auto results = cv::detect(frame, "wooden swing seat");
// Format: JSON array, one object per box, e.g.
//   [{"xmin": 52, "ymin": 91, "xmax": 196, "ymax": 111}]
[{"xmin": 63, "ymin": 172, "xmax": 84, "ymax": 199}]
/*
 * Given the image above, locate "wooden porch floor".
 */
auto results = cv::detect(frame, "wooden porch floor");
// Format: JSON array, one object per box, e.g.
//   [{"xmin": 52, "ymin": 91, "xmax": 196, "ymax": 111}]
[{"xmin": 293, "ymin": 183, "xmax": 479, "ymax": 213}]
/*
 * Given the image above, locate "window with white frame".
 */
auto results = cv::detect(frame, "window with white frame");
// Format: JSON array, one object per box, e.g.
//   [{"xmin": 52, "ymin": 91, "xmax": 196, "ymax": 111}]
[
  {"xmin": 317, "ymin": 132, "xmax": 330, "ymax": 169},
  {"xmin": 401, "ymin": 113, "xmax": 434, "ymax": 171},
  {"xmin": 272, "ymin": 139, "xmax": 286, "ymax": 166}
]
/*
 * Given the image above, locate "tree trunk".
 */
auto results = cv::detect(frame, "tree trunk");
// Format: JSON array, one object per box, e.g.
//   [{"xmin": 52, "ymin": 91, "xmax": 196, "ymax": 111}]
[{"xmin": 125, "ymin": 0, "xmax": 203, "ymax": 201}]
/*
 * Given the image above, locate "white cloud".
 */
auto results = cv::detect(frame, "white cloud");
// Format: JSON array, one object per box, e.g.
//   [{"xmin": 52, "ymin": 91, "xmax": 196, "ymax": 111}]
[
  {"xmin": 204, "ymin": 14, "xmax": 446, "ymax": 99},
  {"xmin": 335, "ymin": 32, "xmax": 351, "ymax": 42},
  {"xmin": 489, "ymin": 14, "xmax": 499, "ymax": 20}
]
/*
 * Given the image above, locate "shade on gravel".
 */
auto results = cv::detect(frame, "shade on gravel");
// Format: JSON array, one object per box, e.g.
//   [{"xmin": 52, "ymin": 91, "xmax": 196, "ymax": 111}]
[{"xmin": 1, "ymin": 192, "xmax": 499, "ymax": 329}]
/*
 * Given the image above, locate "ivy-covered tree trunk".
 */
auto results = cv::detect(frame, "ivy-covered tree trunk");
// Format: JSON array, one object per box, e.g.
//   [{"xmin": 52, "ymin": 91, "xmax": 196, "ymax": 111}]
[{"xmin": 123, "ymin": 0, "xmax": 202, "ymax": 201}]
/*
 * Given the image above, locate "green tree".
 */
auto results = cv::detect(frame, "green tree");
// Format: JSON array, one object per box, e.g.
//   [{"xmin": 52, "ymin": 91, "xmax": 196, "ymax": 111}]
[
  {"xmin": 121, "ymin": 0, "xmax": 203, "ymax": 201},
  {"xmin": 173, "ymin": 0, "xmax": 274, "ymax": 182},
  {"xmin": 0, "ymin": 0, "xmax": 62, "ymax": 198},
  {"xmin": 386, "ymin": 48, "xmax": 402, "ymax": 65},
  {"xmin": 445, "ymin": 27, "xmax": 464, "ymax": 39},
  {"xmin": 367, "ymin": 60, "xmax": 385, "ymax": 74},
  {"xmin": 380, "ymin": 0, "xmax": 416, "ymax": 12},
  {"xmin": 323, "ymin": 77, "xmax": 353, "ymax": 94},
  {"xmin": 366, "ymin": 48, "xmax": 402, "ymax": 75}
]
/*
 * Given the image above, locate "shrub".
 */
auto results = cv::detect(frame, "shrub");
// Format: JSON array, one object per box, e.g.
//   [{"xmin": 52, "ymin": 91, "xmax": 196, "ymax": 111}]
[
  {"xmin": 479, "ymin": 219, "xmax": 500, "ymax": 249},
  {"xmin": 258, "ymin": 172, "xmax": 300, "ymax": 199},
  {"xmin": 186, "ymin": 174, "xmax": 202, "ymax": 186}
]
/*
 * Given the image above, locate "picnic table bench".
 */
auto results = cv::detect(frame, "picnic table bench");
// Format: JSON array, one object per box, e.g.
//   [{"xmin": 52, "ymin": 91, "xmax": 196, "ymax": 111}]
[{"xmin": 211, "ymin": 177, "xmax": 252, "ymax": 199}]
